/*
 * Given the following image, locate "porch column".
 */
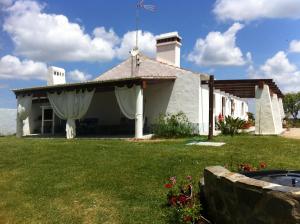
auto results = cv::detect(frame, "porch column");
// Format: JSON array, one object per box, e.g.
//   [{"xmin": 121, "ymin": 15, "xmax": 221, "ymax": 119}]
[
  {"xmin": 255, "ymin": 84, "xmax": 277, "ymax": 135},
  {"xmin": 271, "ymin": 94, "xmax": 283, "ymax": 134},
  {"xmin": 135, "ymin": 85, "xmax": 143, "ymax": 139},
  {"xmin": 278, "ymin": 98, "xmax": 285, "ymax": 120},
  {"xmin": 23, "ymin": 117, "xmax": 31, "ymax": 136},
  {"xmin": 16, "ymin": 95, "xmax": 32, "ymax": 138}
]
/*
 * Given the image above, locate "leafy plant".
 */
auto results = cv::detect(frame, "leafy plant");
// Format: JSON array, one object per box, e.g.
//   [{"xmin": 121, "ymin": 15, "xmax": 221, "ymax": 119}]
[
  {"xmin": 153, "ymin": 112, "xmax": 194, "ymax": 138},
  {"xmin": 217, "ymin": 114, "xmax": 246, "ymax": 136},
  {"xmin": 164, "ymin": 176, "xmax": 203, "ymax": 224}
]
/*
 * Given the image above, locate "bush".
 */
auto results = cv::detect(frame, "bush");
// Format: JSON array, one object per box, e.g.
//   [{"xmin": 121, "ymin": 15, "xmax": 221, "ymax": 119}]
[
  {"xmin": 153, "ymin": 112, "xmax": 194, "ymax": 138},
  {"xmin": 217, "ymin": 114, "xmax": 246, "ymax": 136}
]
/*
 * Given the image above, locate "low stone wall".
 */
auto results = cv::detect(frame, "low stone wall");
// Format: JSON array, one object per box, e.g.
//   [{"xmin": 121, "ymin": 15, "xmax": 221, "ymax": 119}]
[{"xmin": 201, "ymin": 166, "xmax": 300, "ymax": 224}]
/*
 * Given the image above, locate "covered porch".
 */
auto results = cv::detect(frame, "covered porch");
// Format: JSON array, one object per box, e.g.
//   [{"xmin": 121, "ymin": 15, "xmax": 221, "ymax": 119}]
[
  {"xmin": 13, "ymin": 77, "xmax": 176, "ymax": 139},
  {"xmin": 204, "ymin": 77, "xmax": 285, "ymax": 139}
]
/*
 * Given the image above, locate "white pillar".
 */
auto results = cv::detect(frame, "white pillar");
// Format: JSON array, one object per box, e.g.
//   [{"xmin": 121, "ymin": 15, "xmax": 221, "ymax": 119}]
[
  {"xmin": 135, "ymin": 85, "xmax": 143, "ymax": 138},
  {"xmin": 255, "ymin": 84, "xmax": 277, "ymax": 135},
  {"xmin": 23, "ymin": 117, "xmax": 31, "ymax": 136},
  {"xmin": 16, "ymin": 117, "xmax": 23, "ymax": 138},
  {"xmin": 278, "ymin": 98, "xmax": 285, "ymax": 120},
  {"xmin": 271, "ymin": 94, "xmax": 282, "ymax": 134}
]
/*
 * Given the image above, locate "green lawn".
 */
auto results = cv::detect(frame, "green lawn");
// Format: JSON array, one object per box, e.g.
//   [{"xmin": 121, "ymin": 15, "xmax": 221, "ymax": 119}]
[{"xmin": 1, "ymin": 135, "xmax": 300, "ymax": 223}]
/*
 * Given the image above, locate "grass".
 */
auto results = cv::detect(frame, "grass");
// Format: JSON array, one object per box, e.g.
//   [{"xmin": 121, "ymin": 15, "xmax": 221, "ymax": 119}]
[{"xmin": 0, "ymin": 135, "xmax": 300, "ymax": 223}]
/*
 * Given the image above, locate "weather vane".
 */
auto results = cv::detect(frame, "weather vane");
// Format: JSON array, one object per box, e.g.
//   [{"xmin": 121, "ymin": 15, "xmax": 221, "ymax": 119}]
[{"xmin": 135, "ymin": 0, "xmax": 156, "ymax": 51}]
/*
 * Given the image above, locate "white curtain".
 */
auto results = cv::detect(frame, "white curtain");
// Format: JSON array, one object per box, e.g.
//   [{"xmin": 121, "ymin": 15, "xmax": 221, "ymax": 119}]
[
  {"xmin": 16, "ymin": 95, "xmax": 33, "ymax": 137},
  {"xmin": 115, "ymin": 85, "xmax": 137, "ymax": 120},
  {"xmin": 47, "ymin": 89, "xmax": 95, "ymax": 139}
]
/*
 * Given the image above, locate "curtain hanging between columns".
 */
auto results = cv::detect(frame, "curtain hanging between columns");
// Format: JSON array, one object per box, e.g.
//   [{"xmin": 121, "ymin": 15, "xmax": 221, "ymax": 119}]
[
  {"xmin": 16, "ymin": 95, "xmax": 33, "ymax": 137},
  {"xmin": 47, "ymin": 89, "xmax": 95, "ymax": 139},
  {"xmin": 115, "ymin": 85, "xmax": 138, "ymax": 120},
  {"xmin": 115, "ymin": 85, "xmax": 143, "ymax": 138}
]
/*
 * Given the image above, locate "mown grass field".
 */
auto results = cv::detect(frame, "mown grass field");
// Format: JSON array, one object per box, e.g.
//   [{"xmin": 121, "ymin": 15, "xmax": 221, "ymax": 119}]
[{"xmin": 1, "ymin": 135, "xmax": 300, "ymax": 223}]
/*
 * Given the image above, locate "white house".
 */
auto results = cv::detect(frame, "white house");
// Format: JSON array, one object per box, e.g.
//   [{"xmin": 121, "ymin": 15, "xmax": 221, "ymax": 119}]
[{"xmin": 12, "ymin": 32, "xmax": 283, "ymax": 139}]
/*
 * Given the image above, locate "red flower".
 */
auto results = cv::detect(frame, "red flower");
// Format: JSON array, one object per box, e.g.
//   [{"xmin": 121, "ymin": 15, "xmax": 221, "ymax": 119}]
[
  {"xmin": 218, "ymin": 114, "xmax": 224, "ymax": 122},
  {"xmin": 168, "ymin": 196, "xmax": 177, "ymax": 206},
  {"xmin": 183, "ymin": 215, "xmax": 192, "ymax": 222},
  {"xmin": 164, "ymin": 183, "xmax": 173, "ymax": 188},
  {"xmin": 260, "ymin": 162, "xmax": 267, "ymax": 169},
  {"xmin": 178, "ymin": 194, "xmax": 188, "ymax": 205}
]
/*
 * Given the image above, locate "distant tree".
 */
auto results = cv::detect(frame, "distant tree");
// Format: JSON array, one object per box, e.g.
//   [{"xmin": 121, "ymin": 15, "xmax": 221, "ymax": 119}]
[{"xmin": 283, "ymin": 92, "xmax": 300, "ymax": 121}]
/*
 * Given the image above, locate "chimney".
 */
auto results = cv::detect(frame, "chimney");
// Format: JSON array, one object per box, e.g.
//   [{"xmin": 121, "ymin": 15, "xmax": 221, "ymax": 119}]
[
  {"xmin": 47, "ymin": 66, "xmax": 66, "ymax": 85},
  {"xmin": 156, "ymin": 32, "xmax": 182, "ymax": 67}
]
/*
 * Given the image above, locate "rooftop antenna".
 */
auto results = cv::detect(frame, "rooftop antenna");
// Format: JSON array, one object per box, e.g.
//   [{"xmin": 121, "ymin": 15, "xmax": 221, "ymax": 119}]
[{"xmin": 134, "ymin": 0, "xmax": 156, "ymax": 51}]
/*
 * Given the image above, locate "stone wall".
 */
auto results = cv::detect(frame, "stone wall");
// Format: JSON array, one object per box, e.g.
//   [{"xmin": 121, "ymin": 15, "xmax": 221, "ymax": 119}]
[{"xmin": 201, "ymin": 166, "xmax": 300, "ymax": 224}]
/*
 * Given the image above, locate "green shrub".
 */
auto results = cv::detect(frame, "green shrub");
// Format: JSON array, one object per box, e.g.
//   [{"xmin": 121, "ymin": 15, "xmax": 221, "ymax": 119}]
[
  {"xmin": 153, "ymin": 112, "xmax": 194, "ymax": 138},
  {"xmin": 217, "ymin": 115, "xmax": 246, "ymax": 136}
]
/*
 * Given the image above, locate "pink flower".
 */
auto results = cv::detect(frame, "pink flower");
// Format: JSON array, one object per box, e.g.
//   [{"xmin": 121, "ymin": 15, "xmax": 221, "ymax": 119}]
[
  {"xmin": 218, "ymin": 114, "xmax": 224, "ymax": 122},
  {"xmin": 186, "ymin": 175, "xmax": 192, "ymax": 180}
]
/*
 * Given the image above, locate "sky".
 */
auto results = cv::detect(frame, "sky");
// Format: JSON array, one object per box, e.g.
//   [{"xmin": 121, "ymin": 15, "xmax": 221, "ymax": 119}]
[{"xmin": 0, "ymin": 0, "xmax": 300, "ymax": 108}]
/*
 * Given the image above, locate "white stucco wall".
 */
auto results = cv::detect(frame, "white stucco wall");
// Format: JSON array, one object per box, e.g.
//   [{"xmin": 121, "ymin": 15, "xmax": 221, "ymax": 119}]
[
  {"xmin": 144, "ymin": 72, "xmax": 201, "ymax": 132},
  {"xmin": 278, "ymin": 98, "xmax": 285, "ymax": 120},
  {"xmin": 271, "ymin": 94, "xmax": 283, "ymax": 134},
  {"xmin": 199, "ymin": 87, "xmax": 249, "ymax": 135},
  {"xmin": 255, "ymin": 85, "xmax": 277, "ymax": 135},
  {"xmin": 144, "ymin": 81, "xmax": 174, "ymax": 124}
]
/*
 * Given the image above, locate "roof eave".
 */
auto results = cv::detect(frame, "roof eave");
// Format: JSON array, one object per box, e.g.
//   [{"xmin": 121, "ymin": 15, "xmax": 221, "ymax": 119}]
[{"xmin": 11, "ymin": 76, "xmax": 177, "ymax": 95}]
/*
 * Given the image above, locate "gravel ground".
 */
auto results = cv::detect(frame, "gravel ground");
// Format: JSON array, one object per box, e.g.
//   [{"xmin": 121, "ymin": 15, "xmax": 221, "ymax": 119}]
[{"xmin": 282, "ymin": 128, "xmax": 300, "ymax": 140}]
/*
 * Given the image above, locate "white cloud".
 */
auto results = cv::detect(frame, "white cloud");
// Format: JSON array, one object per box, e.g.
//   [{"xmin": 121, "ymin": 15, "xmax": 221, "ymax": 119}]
[
  {"xmin": 3, "ymin": 0, "xmax": 118, "ymax": 62},
  {"xmin": 289, "ymin": 40, "xmax": 300, "ymax": 53},
  {"xmin": 116, "ymin": 30, "xmax": 156, "ymax": 59},
  {"xmin": 3, "ymin": 0, "xmax": 156, "ymax": 63},
  {"xmin": 68, "ymin": 69, "xmax": 92, "ymax": 82},
  {"xmin": 188, "ymin": 23, "xmax": 246, "ymax": 66},
  {"xmin": 0, "ymin": 54, "xmax": 47, "ymax": 80},
  {"xmin": 249, "ymin": 51, "xmax": 300, "ymax": 92},
  {"xmin": 214, "ymin": 0, "xmax": 300, "ymax": 22}
]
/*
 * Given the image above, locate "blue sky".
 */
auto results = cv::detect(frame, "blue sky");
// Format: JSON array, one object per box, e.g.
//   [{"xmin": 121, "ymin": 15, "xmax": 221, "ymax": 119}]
[{"xmin": 1, "ymin": 0, "xmax": 300, "ymax": 108}]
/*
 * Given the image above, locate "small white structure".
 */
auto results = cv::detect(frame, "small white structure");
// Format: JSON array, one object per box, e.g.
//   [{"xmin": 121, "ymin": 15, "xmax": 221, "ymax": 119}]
[
  {"xmin": 12, "ymin": 32, "xmax": 284, "ymax": 139},
  {"xmin": 47, "ymin": 66, "xmax": 66, "ymax": 86}
]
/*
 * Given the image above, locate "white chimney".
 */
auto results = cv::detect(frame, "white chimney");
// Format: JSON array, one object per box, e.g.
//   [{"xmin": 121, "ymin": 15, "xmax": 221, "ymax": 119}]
[
  {"xmin": 47, "ymin": 66, "xmax": 66, "ymax": 85},
  {"xmin": 156, "ymin": 32, "xmax": 182, "ymax": 67}
]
